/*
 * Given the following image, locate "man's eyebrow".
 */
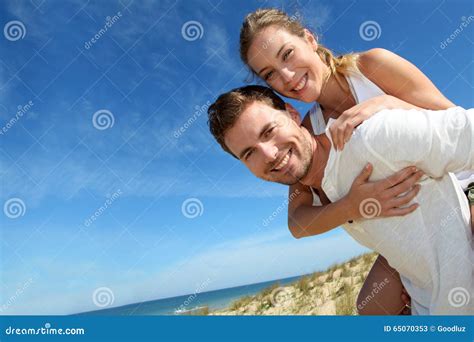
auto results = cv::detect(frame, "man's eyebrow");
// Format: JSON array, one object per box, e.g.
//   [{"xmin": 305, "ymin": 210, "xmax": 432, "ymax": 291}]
[
  {"xmin": 238, "ymin": 122, "xmax": 273, "ymax": 159},
  {"xmin": 257, "ymin": 43, "xmax": 288, "ymax": 75}
]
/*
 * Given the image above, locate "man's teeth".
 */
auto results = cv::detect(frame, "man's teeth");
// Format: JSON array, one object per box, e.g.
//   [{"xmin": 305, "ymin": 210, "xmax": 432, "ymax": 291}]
[
  {"xmin": 293, "ymin": 75, "xmax": 306, "ymax": 91},
  {"xmin": 274, "ymin": 151, "xmax": 290, "ymax": 171}
]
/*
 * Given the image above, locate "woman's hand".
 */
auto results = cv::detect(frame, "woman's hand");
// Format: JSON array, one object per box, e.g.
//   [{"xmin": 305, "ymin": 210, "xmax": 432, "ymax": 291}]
[
  {"xmin": 344, "ymin": 163, "xmax": 424, "ymax": 220},
  {"xmin": 329, "ymin": 95, "xmax": 418, "ymax": 151}
]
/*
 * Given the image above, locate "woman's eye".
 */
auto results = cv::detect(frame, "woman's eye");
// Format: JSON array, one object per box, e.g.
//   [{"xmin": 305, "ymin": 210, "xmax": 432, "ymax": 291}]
[
  {"xmin": 283, "ymin": 49, "xmax": 293, "ymax": 61},
  {"xmin": 264, "ymin": 71, "xmax": 274, "ymax": 81}
]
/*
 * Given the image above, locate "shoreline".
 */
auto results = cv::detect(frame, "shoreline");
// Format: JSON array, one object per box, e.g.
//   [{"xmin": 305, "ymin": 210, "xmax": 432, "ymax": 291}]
[{"xmin": 178, "ymin": 252, "xmax": 377, "ymax": 316}]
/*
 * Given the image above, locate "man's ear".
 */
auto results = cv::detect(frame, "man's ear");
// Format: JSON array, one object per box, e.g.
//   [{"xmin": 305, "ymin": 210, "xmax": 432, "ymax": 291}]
[
  {"xmin": 304, "ymin": 29, "xmax": 318, "ymax": 51},
  {"xmin": 285, "ymin": 103, "xmax": 301, "ymax": 125}
]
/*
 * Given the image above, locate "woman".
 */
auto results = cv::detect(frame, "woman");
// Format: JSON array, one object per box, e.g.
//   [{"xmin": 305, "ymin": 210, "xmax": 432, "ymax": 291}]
[{"xmin": 239, "ymin": 8, "xmax": 473, "ymax": 315}]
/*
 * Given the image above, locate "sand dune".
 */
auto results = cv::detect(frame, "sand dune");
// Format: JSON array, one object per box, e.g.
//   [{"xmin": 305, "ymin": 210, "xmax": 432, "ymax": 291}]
[{"xmin": 209, "ymin": 252, "xmax": 377, "ymax": 315}]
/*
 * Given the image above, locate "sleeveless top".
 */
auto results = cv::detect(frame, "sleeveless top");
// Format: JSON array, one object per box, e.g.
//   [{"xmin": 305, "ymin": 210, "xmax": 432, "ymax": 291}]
[{"xmin": 308, "ymin": 71, "xmax": 474, "ymax": 206}]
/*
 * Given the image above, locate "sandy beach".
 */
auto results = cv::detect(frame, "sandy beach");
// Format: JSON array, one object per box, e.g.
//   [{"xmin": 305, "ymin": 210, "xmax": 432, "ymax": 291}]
[{"xmin": 206, "ymin": 252, "xmax": 377, "ymax": 315}]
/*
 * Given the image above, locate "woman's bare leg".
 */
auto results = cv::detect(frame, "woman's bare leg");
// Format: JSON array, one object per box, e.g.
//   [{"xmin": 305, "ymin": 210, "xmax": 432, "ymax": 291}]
[{"xmin": 357, "ymin": 254, "xmax": 409, "ymax": 315}]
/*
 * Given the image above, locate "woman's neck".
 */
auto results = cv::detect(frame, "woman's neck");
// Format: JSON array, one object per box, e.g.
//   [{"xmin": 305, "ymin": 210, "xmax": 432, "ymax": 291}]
[{"xmin": 316, "ymin": 70, "xmax": 356, "ymax": 114}]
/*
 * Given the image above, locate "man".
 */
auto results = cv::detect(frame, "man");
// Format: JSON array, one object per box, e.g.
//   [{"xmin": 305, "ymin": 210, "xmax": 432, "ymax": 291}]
[{"xmin": 208, "ymin": 85, "xmax": 473, "ymax": 315}]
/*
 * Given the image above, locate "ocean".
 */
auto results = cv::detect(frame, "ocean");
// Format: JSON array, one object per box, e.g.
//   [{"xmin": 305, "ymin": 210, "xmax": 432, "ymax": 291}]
[{"xmin": 79, "ymin": 275, "xmax": 305, "ymax": 315}]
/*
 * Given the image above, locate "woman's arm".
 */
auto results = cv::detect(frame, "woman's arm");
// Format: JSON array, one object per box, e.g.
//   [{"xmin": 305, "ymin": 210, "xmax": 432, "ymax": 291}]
[
  {"xmin": 330, "ymin": 48, "xmax": 456, "ymax": 150},
  {"xmin": 288, "ymin": 163, "xmax": 423, "ymax": 238},
  {"xmin": 358, "ymin": 48, "xmax": 455, "ymax": 109},
  {"xmin": 357, "ymin": 255, "xmax": 410, "ymax": 315}
]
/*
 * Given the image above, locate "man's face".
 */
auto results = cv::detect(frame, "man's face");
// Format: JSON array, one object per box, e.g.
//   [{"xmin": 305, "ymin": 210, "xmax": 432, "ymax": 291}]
[{"xmin": 224, "ymin": 101, "xmax": 313, "ymax": 185}]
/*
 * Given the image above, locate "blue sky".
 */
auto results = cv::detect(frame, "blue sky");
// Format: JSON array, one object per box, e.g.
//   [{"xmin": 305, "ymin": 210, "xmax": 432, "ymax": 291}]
[{"xmin": 0, "ymin": 0, "xmax": 472, "ymax": 314}]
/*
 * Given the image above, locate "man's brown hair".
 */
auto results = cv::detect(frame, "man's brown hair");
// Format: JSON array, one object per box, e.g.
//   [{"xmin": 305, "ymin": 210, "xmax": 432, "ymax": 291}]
[{"xmin": 207, "ymin": 85, "xmax": 286, "ymax": 158}]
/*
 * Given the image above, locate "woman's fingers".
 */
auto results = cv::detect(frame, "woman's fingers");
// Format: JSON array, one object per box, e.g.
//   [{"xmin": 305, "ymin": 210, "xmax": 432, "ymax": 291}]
[
  {"xmin": 387, "ymin": 185, "xmax": 421, "ymax": 208},
  {"xmin": 385, "ymin": 171, "xmax": 424, "ymax": 198},
  {"xmin": 342, "ymin": 116, "xmax": 361, "ymax": 149},
  {"xmin": 330, "ymin": 110, "xmax": 360, "ymax": 150},
  {"xmin": 378, "ymin": 167, "xmax": 418, "ymax": 190},
  {"xmin": 353, "ymin": 163, "xmax": 373, "ymax": 185},
  {"xmin": 384, "ymin": 203, "xmax": 419, "ymax": 217}
]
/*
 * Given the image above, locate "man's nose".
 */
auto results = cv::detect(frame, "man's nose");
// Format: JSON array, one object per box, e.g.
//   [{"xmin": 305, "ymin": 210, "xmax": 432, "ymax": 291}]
[
  {"xmin": 259, "ymin": 142, "xmax": 278, "ymax": 164},
  {"xmin": 280, "ymin": 67, "xmax": 295, "ymax": 83}
]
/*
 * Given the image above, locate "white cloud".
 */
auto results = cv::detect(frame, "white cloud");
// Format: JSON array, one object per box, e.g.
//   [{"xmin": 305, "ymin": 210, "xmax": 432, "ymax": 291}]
[{"xmin": 1, "ymin": 227, "xmax": 369, "ymax": 314}]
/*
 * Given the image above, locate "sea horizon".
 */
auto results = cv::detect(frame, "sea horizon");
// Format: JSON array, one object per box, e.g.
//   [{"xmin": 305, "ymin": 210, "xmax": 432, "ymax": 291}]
[{"xmin": 77, "ymin": 273, "xmax": 310, "ymax": 316}]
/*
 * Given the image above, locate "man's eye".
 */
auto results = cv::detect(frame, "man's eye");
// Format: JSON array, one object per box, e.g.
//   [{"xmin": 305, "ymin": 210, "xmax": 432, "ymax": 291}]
[
  {"xmin": 245, "ymin": 149, "xmax": 253, "ymax": 160},
  {"xmin": 264, "ymin": 127, "xmax": 275, "ymax": 137},
  {"xmin": 283, "ymin": 49, "xmax": 293, "ymax": 61}
]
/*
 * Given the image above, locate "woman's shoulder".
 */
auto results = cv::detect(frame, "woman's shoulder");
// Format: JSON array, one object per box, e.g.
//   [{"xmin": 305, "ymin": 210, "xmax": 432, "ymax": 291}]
[{"xmin": 358, "ymin": 48, "xmax": 397, "ymax": 63}]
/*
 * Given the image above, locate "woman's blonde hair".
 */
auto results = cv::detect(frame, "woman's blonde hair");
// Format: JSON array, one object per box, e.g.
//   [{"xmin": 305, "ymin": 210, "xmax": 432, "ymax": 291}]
[{"xmin": 240, "ymin": 8, "xmax": 359, "ymax": 91}]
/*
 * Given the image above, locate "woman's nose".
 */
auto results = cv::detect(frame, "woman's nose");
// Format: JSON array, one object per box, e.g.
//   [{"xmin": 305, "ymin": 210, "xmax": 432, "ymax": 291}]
[{"xmin": 280, "ymin": 67, "xmax": 295, "ymax": 83}]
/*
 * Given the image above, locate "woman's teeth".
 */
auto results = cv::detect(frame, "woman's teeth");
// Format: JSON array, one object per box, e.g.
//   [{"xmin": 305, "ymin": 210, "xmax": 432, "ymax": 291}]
[{"xmin": 293, "ymin": 74, "xmax": 307, "ymax": 92}]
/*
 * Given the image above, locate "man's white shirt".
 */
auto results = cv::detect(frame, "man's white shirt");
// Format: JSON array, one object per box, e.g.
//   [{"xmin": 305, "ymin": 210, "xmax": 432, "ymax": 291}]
[{"xmin": 321, "ymin": 106, "xmax": 474, "ymax": 314}]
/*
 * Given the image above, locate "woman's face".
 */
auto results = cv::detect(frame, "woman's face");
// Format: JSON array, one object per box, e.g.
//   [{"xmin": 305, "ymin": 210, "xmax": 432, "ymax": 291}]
[{"xmin": 246, "ymin": 25, "xmax": 327, "ymax": 103}]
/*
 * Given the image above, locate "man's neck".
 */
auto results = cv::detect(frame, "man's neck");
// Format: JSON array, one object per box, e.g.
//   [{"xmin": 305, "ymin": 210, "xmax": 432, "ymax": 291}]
[{"xmin": 299, "ymin": 132, "xmax": 332, "ymax": 189}]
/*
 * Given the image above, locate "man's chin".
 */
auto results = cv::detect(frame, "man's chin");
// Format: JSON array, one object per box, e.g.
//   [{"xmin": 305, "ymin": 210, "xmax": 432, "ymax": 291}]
[{"xmin": 270, "ymin": 174, "xmax": 301, "ymax": 186}]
